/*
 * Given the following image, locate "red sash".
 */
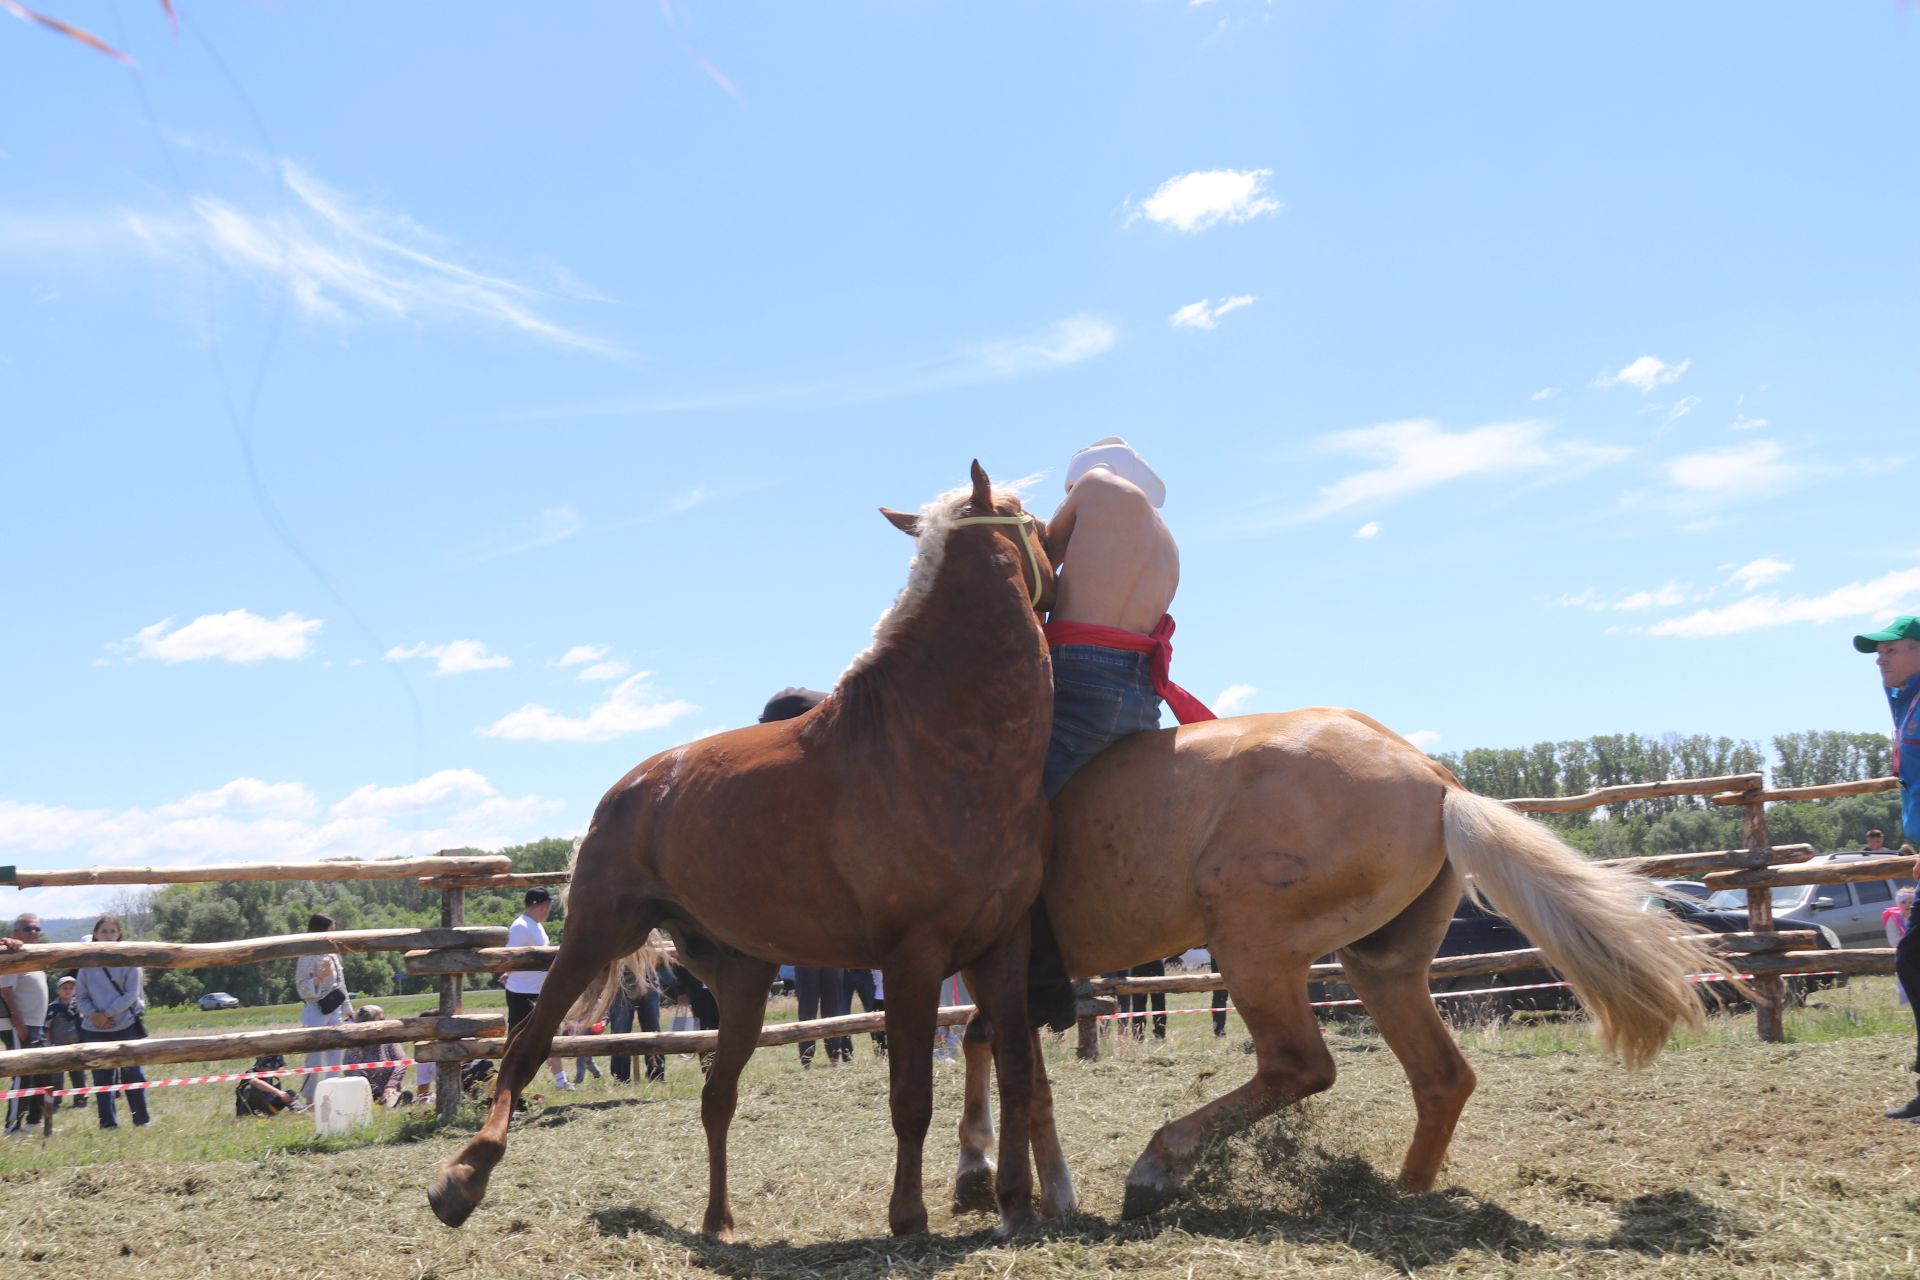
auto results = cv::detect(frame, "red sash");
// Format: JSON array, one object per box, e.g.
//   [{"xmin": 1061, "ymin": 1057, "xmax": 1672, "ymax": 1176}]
[{"xmin": 1041, "ymin": 613, "xmax": 1216, "ymax": 724}]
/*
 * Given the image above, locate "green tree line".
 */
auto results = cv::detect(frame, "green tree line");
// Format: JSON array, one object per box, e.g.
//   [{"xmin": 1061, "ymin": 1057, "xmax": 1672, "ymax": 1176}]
[
  {"xmin": 1431, "ymin": 729, "xmax": 1901, "ymax": 859},
  {"xmin": 141, "ymin": 838, "xmax": 576, "ymax": 1009}
]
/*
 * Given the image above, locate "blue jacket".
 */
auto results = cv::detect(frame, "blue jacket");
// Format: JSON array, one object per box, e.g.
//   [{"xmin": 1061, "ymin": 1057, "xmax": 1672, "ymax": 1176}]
[{"xmin": 1888, "ymin": 671, "xmax": 1920, "ymax": 843}]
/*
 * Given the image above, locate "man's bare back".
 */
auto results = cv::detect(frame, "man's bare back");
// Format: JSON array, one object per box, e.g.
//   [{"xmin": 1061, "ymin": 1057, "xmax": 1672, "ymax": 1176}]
[{"xmin": 1046, "ymin": 468, "xmax": 1179, "ymax": 635}]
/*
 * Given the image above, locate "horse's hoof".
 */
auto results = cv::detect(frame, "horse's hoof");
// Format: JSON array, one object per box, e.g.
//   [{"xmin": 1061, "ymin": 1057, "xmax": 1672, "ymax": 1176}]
[
  {"xmin": 888, "ymin": 1204, "xmax": 930, "ymax": 1237},
  {"xmin": 427, "ymin": 1166, "xmax": 481, "ymax": 1228},
  {"xmin": 993, "ymin": 1202, "xmax": 1039, "ymax": 1239},
  {"xmin": 1120, "ymin": 1155, "xmax": 1178, "ymax": 1220},
  {"xmin": 951, "ymin": 1159, "xmax": 998, "ymax": 1215},
  {"xmin": 1038, "ymin": 1188, "xmax": 1080, "ymax": 1220},
  {"xmin": 700, "ymin": 1221, "xmax": 735, "ymax": 1243}
]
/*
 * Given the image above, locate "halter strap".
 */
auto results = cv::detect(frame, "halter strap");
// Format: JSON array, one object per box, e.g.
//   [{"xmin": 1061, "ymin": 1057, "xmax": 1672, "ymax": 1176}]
[{"xmin": 951, "ymin": 512, "xmax": 1046, "ymax": 608}]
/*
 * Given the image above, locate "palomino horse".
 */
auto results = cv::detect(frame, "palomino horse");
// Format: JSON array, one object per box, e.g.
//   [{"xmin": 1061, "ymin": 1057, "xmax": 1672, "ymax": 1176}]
[
  {"xmin": 953, "ymin": 709, "xmax": 1719, "ymax": 1219},
  {"xmin": 429, "ymin": 462, "xmax": 1057, "ymax": 1240}
]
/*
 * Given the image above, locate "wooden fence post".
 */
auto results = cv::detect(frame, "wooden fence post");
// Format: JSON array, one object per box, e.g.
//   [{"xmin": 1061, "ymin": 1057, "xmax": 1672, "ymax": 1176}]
[
  {"xmin": 437, "ymin": 886, "xmax": 465, "ymax": 1122},
  {"xmin": 1739, "ymin": 791, "xmax": 1786, "ymax": 1043}
]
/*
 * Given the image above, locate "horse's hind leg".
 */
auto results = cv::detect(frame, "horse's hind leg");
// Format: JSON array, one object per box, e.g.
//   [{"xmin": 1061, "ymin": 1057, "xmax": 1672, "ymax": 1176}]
[
  {"xmin": 964, "ymin": 939, "xmax": 1038, "ymax": 1237},
  {"xmin": 1028, "ymin": 1030, "xmax": 1078, "ymax": 1218},
  {"xmin": 693, "ymin": 945, "xmax": 777, "ymax": 1241},
  {"xmin": 1337, "ymin": 864, "xmax": 1476, "ymax": 1192},
  {"xmin": 428, "ymin": 881, "xmax": 657, "ymax": 1227},
  {"xmin": 1121, "ymin": 956, "xmax": 1334, "ymax": 1219},
  {"xmin": 951, "ymin": 1011, "xmax": 998, "ymax": 1215}
]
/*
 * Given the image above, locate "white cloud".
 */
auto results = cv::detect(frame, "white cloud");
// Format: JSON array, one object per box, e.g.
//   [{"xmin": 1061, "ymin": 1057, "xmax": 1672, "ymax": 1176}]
[
  {"xmin": 1301, "ymin": 419, "xmax": 1622, "ymax": 520},
  {"xmin": 556, "ymin": 645, "xmax": 610, "ymax": 667},
  {"xmin": 576, "ymin": 660, "xmax": 630, "ymax": 682},
  {"xmin": 0, "ymin": 771, "xmax": 562, "ymax": 917},
  {"xmin": 1169, "ymin": 295, "xmax": 1256, "ymax": 331},
  {"xmin": 1403, "ymin": 729, "xmax": 1441, "ymax": 750},
  {"xmin": 1353, "ymin": 521, "xmax": 1381, "ymax": 540},
  {"xmin": 1729, "ymin": 414, "xmax": 1769, "ymax": 432},
  {"xmin": 453, "ymin": 506, "xmax": 584, "ymax": 567},
  {"xmin": 112, "ymin": 609, "xmax": 322, "ymax": 664},
  {"xmin": 331, "ymin": 768, "xmax": 495, "ymax": 820},
  {"xmin": 1215, "ymin": 684, "xmax": 1258, "ymax": 715},
  {"xmin": 1666, "ymin": 440, "xmax": 1797, "ymax": 493},
  {"xmin": 1593, "ymin": 355, "xmax": 1691, "ymax": 392},
  {"xmin": 481, "ymin": 672, "xmax": 696, "ymax": 743},
  {"xmin": 964, "ymin": 314, "xmax": 1116, "ymax": 378},
  {"xmin": 1530, "ymin": 387, "xmax": 1559, "ymax": 402},
  {"xmin": 119, "ymin": 160, "xmax": 616, "ymax": 353},
  {"xmin": 1133, "ymin": 168, "xmax": 1282, "ymax": 233},
  {"xmin": 386, "ymin": 639, "xmax": 511, "ymax": 675},
  {"xmin": 1661, "ymin": 395, "xmax": 1702, "ymax": 428},
  {"xmin": 1554, "ymin": 588, "xmax": 1607, "ymax": 612},
  {"xmin": 1727, "ymin": 557, "xmax": 1792, "ymax": 592},
  {"xmin": 1613, "ymin": 581, "xmax": 1690, "ymax": 611},
  {"xmin": 1647, "ymin": 566, "xmax": 1920, "ymax": 638}
]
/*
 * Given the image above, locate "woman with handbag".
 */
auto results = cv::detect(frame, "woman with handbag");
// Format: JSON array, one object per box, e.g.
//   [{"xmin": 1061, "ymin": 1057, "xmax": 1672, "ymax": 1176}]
[
  {"xmin": 73, "ymin": 913, "xmax": 152, "ymax": 1130},
  {"xmin": 294, "ymin": 913, "xmax": 353, "ymax": 1104}
]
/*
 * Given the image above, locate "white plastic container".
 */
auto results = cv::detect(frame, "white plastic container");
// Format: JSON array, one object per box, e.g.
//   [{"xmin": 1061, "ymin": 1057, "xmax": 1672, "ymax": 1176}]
[{"xmin": 313, "ymin": 1076, "xmax": 374, "ymax": 1136}]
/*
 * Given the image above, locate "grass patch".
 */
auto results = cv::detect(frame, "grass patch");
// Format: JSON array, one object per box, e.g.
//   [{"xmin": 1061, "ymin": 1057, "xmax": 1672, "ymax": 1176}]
[{"xmin": 1, "ymin": 982, "xmax": 1914, "ymax": 1277}]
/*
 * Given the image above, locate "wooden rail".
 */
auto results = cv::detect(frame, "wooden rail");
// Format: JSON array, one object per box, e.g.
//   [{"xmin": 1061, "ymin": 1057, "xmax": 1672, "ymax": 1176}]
[
  {"xmin": 1598, "ymin": 844, "xmax": 1815, "ymax": 878},
  {"xmin": 1703, "ymin": 854, "xmax": 1919, "ymax": 891},
  {"xmin": 0, "ymin": 854, "xmax": 510, "ymax": 889},
  {"xmin": 1710, "ymin": 777, "xmax": 1899, "ymax": 806},
  {"xmin": 0, "ymin": 927, "xmax": 509, "ymax": 976},
  {"xmin": 1505, "ymin": 773, "xmax": 1762, "ymax": 815},
  {"xmin": 0, "ymin": 1012, "xmax": 504, "ymax": 1076}
]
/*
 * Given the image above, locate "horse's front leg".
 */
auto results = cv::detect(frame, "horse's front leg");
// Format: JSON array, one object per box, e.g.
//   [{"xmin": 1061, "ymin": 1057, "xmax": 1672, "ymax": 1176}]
[
  {"xmin": 951, "ymin": 1010, "xmax": 999, "ymax": 1214},
  {"xmin": 698, "ymin": 952, "xmax": 777, "ymax": 1241},
  {"xmin": 963, "ymin": 937, "xmax": 1038, "ymax": 1237},
  {"xmin": 880, "ymin": 964, "xmax": 941, "ymax": 1236}
]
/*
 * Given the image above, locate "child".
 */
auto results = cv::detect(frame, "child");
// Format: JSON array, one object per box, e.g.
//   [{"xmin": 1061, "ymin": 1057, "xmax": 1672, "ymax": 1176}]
[{"xmin": 44, "ymin": 976, "xmax": 85, "ymax": 1109}]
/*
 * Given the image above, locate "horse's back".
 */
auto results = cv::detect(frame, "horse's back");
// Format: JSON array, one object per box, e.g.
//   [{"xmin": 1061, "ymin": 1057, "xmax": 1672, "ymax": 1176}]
[{"xmin": 1046, "ymin": 708, "xmax": 1455, "ymax": 974}]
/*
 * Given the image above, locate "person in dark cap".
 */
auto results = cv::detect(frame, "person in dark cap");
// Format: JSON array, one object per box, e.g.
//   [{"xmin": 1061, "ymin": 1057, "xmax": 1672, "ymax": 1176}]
[
  {"xmin": 504, "ymin": 887, "xmax": 572, "ymax": 1093},
  {"xmin": 1857, "ymin": 616, "xmax": 1920, "ymax": 1121}
]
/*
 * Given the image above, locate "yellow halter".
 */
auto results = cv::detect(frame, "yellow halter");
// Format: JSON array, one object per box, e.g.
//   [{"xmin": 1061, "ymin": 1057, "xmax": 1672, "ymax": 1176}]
[{"xmin": 951, "ymin": 512, "xmax": 1046, "ymax": 608}]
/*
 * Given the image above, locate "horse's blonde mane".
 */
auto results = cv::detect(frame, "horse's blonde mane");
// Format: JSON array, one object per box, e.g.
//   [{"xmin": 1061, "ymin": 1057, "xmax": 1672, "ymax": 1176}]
[{"xmin": 842, "ymin": 475, "xmax": 1038, "ymax": 680}]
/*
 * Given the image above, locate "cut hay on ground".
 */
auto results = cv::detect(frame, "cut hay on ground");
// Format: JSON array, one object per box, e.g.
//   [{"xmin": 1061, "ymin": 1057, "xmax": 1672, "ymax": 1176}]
[{"xmin": 3, "ymin": 983, "xmax": 1918, "ymax": 1278}]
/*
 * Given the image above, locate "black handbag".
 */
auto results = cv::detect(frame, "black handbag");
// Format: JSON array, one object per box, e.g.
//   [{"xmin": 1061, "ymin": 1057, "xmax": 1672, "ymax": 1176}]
[{"xmin": 316, "ymin": 987, "xmax": 347, "ymax": 1016}]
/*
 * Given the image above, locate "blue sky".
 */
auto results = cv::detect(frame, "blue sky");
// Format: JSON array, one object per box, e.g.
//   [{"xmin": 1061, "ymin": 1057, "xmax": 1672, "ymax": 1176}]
[{"xmin": 4, "ymin": 3, "xmax": 1917, "ymax": 917}]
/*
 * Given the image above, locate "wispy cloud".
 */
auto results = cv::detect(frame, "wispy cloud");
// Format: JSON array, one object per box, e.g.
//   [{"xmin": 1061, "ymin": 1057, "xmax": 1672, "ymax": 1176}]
[
  {"xmin": 1729, "ymin": 414, "xmax": 1769, "ymax": 432},
  {"xmin": 1593, "ymin": 355, "xmax": 1691, "ymax": 392},
  {"xmin": 1647, "ymin": 566, "xmax": 1920, "ymax": 638},
  {"xmin": 1666, "ymin": 440, "xmax": 1798, "ymax": 493},
  {"xmin": 452, "ymin": 506, "xmax": 584, "ymax": 567},
  {"xmin": 1530, "ymin": 387, "xmax": 1559, "ymax": 402},
  {"xmin": 1214, "ymin": 684, "xmax": 1258, "ymax": 715},
  {"xmin": 1353, "ymin": 521, "xmax": 1381, "ymax": 540},
  {"xmin": 110, "ymin": 609, "xmax": 321, "ymax": 664},
  {"xmin": 1297, "ymin": 419, "xmax": 1624, "ymax": 521},
  {"xmin": 556, "ymin": 645, "xmax": 609, "ymax": 667},
  {"xmin": 1726, "ymin": 557, "xmax": 1792, "ymax": 591},
  {"xmin": 1403, "ymin": 729, "xmax": 1441, "ymax": 750},
  {"xmin": 0, "ymin": 769, "xmax": 561, "ymax": 917},
  {"xmin": 1130, "ymin": 168, "xmax": 1282, "ymax": 233},
  {"xmin": 498, "ymin": 313, "xmax": 1117, "ymax": 421},
  {"xmin": 481, "ymin": 672, "xmax": 695, "ymax": 743},
  {"xmin": 386, "ymin": 639, "xmax": 511, "ymax": 675},
  {"xmin": 1169, "ymin": 295, "xmax": 1255, "ymax": 331},
  {"xmin": 7, "ymin": 158, "xmax": 613, "ymax": 353},
  {"xmin": 1660, "ymin": 395, "xmax": 1702, "ymax": 430},
  {"xmin": 1555, "ymin": 581, "xmax": 1703, "ymax": 612}
]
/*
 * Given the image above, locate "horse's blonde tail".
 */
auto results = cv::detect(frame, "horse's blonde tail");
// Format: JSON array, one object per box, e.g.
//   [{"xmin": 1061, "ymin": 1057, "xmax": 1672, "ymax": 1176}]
[{"xmin": 1443, "ymin": 789, "xmax": 1713, "ymax": 1068}]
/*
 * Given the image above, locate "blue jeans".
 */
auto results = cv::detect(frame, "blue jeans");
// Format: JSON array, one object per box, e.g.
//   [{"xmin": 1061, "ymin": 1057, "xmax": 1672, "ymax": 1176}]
[
  {"xmin": 1044, "ymin": 646, "xmax": 1163, "ymax": 798},
  {"xmin": 80, "ymin": 1025, "xmax": 150, "ymax": 1128},
  {"xmin": 609, "ymin": 989, "xmax": 665, "ymax": 1083}
]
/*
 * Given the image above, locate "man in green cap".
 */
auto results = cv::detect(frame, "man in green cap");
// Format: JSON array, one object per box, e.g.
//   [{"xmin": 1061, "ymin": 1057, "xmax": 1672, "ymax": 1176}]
[{"xmin": 1855, "ymin": 616, "xmax": 1920, "ymax": 1119}]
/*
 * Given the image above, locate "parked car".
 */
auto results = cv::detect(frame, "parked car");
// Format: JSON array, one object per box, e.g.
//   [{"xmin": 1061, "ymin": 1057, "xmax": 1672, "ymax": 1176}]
[
  {"xmin": 1653, "ymin": 879, "xmax": 1710, "ymax": 902},
  {"xmin": 197, "ymin": 991, "xmax": 241, "ymax": 1011},
  {"xmin": 1702, "ymin": 852, "xmax": 1917, "ymax": 949}
]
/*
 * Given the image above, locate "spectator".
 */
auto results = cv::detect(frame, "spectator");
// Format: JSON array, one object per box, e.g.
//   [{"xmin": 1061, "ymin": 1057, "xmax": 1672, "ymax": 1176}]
[
  {"xmin": 73, "ymin": 913, "xmax": 152, "ymax": 1130},
  {"xmin": 503, "ymin": 888, "xmax": 571, "ymax": 1092},
  {"xmin": 662, "ymin": 962, "xmax": 719, "ymax": 1075},
  {"xmin": 792, "ymin": 966, "xmax": 849, "ymax": 1068},
  {"xmin": 0, "ymin": 914, "xmax": 51, "ymax": 1133},
  {"xmin": 845, "ymin": 967, "xmax": 886, "ymax": 1058},
  {"xmin": 1117, "ymin": 958, "xmax": 1168, "ymax": 1041},
  {"xmin": 1866, "ymin": 828, "xmax": 1889, "ymax": 853},
  {"xmin": 1205, "ymin": 948, "xmax": 1230, "ymax": 1038},
  {"xmin": 294, "ymin": 913, "xmax": 353, "ymax": 1105},
  {"xmin": 344, "ymin": 1006, "xmax": 411, "ymax": 1105},
  {"xmin": 1855, "ymin": 617, "xmax": 1920, "ymax": 1121},
  {"xmin": 1889, "ymin": 890, "xmax": 1916, "ymax": 1008},
  {"xmin": 46, "ymin": 974, "xmax": 86, "ymax": 1108},
  {"xmin": 235, "ymin": 1055, "xmax": 305, "ymax": 1118},
  {"xmin": 609, "ymin": 934, "xmax": 669, "ymax": 1085}
]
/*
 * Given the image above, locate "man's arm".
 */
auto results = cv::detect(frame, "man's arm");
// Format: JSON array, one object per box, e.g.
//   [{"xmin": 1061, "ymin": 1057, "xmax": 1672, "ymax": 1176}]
[
  {"xmin": 1044, "ymin": 486, "xmax": 1084, "ymax": 571},
  {"xmin": 0, "ymin": 976, "xmax": 17, "ymax": 1031}
]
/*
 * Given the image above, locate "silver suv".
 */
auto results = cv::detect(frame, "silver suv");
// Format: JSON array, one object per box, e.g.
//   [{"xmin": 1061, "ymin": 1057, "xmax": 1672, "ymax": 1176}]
[{"xmin": 1704, "ymin": 852, "xmax": 1916, "ymax": 949}]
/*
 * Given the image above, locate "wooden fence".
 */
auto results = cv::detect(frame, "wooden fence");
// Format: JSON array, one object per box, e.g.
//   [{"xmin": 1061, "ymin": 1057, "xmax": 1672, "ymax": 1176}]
[{"xmin": 0, "ymin": 775, "xmax": 1906, "ymax": 1110}]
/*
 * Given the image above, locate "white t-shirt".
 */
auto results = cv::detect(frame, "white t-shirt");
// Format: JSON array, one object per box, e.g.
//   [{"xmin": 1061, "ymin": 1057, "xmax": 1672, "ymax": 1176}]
[
  {"xmin": 0, "ymin": 970, "xmax": 50, "ymax": 1034},
  {"xmin": 502, "ymin": 913, "xmax": 548, "ymax": 995}
]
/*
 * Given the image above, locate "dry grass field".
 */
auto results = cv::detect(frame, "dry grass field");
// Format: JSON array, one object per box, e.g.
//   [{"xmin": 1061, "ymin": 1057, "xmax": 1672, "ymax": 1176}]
[{"xmin": 3, "ymin": 982, "xmax": 1918, "ymax": 1279}]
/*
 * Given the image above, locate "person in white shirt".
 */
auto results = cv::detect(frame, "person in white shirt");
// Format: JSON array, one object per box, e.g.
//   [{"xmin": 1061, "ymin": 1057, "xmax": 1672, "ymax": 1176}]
[
  {"xmin": 294, "ymin": 912, "xmax": 353, "ymax": 1104},
  {"xmin": 504, "ymin": 889, "xmax": 571, "ymax": 1092}
]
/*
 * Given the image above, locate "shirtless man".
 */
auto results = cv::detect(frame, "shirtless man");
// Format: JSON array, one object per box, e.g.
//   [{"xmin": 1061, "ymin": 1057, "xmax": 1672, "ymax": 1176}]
[{"xmin": 1026, "ymin": 438, "xmax": 1214, "ymax": 1028}]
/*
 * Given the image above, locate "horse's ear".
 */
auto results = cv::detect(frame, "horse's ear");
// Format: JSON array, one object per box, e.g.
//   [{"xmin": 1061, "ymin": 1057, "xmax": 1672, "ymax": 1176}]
[
  {"xmin": 879, "ymin": 507, "xmax": 921, "ymax": 537},
  {"xmin": 969, "ymin": 459, "xmax": 994, "ymax": 512}
]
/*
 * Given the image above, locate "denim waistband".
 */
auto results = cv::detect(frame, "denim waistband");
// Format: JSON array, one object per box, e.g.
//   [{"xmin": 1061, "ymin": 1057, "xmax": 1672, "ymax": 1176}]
[{"xmin": 1051, "ymin": 644, "xmax": 1155, "ymax": 681}]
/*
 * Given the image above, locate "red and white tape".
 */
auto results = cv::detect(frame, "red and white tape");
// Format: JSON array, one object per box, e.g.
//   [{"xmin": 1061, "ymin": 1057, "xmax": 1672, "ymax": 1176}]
[{"xmin": 0, "ymin": 1057, "xmax": 416, "ymax": 1102}]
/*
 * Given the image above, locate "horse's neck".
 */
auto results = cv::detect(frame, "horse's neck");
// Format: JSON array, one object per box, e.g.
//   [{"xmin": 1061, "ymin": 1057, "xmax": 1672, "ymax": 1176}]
[{"xmin": 838, "ymin": 545, "xmax": 1049, "ymax": 741}]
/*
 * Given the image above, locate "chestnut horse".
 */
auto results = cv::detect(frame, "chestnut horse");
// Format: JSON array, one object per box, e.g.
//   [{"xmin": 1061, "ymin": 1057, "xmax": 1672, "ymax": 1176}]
[
  {"xmin": 953, "ymin": 709, "xmax": 1719, "ymax": 1219},
  {"xmin": 429, "ymin": 462, "xmax": 1057, "ymax": 1240}
]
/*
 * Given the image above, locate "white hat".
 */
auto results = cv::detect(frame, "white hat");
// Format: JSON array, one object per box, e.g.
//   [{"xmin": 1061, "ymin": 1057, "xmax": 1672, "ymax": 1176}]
[{"xmin": 1065, "ymin": 437, "xmax": 1165, "ymax": 508}]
